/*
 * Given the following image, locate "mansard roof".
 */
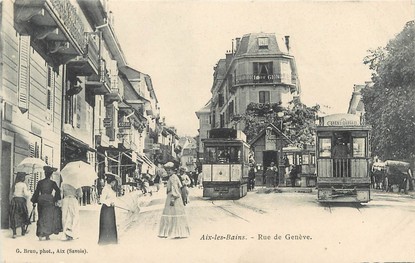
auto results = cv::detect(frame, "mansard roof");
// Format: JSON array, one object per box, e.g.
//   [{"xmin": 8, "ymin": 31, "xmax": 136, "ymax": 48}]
[{"xmin": 235, "ymin": 32, "xmax": 290, "ymax": 57}]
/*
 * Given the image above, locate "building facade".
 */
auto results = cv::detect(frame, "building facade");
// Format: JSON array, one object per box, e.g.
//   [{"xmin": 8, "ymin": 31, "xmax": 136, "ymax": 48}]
[
  {"xmin": 209, "ymin": 33, "xmax": 301, "ymax": 131},
  {"xmin": 0, "ymin": 0, "xmax": 176, "ymax": 229}
]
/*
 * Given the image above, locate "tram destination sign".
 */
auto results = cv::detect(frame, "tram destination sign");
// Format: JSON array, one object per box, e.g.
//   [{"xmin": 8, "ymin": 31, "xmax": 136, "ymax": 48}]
[{"xmin": 320, "ymin": 114, "xmax": 361, "ymax": 127}]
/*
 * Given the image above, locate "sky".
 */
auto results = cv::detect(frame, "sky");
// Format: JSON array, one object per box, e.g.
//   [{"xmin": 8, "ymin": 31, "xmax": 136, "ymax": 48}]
[{"xmin": 110, "ymin": 0, "xmax": 414, "ymax": 136}]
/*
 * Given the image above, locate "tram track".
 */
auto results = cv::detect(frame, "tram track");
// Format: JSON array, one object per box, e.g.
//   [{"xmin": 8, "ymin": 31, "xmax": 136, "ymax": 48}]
[
  {"xmin": 321, "ymin": 202, "xmax": 364, "ymax": 214},
  {"xmin": 211, "ymin": 201, "xmax": 251, "ymax": 223}
]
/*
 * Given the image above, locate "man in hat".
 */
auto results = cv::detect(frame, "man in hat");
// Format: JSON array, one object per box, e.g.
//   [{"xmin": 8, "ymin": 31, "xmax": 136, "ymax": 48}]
[
  {"xmin": 31, "ymin": 166, "xmax": 61, "ymax": 240},
  {"xmin": 178, "ymin": 167, "xmax": 191, "ymax": 205}
]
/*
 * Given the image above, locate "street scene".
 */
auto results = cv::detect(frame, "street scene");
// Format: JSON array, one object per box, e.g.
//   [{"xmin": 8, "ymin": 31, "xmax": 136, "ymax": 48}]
[
  {"xmin": 2, "ymin": 186, "xmax": 415, "ymax": 262},
  {"xmin": 1, "ymin": 0, "xmax": 415, "ymax": 262}
]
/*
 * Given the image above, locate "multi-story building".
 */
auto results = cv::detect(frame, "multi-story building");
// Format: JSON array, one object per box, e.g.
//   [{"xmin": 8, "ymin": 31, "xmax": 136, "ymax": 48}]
[
  {"xmin": 0, "ymin": 0, "xmax": 91, "ymax": 228},
  {"xmin": 179, "ymin": 136, "xmax": 197, "ymax": 172},
  {"xmin": 0, "ymin": 0, "xmax": 171, "ymax": 228},
  {"xmin": 196, "ymin": 33, "xmax": 302, "ymax": 172},
  {"xmin": 348, "ymin": 82, "xmax": 371, "ymax": 116},
  {"xmin": 209, "ymin": 33, "xmax": 301, "ymax": 131},
  {"xmin": 195, "ymin": 100, "xmax": 211, "ymax": 160}
]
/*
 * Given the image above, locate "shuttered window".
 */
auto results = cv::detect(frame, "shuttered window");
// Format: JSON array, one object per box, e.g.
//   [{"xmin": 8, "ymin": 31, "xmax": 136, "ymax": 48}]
[
  {"xmin": 46, "ymin": 66, "xmax": 55, "ymax": 125},
  {"xmin": 18, "ymin": 35, "xmax": 31, "ymax": 113},
  {"xmin": 259, "ymin": 91, "xmax": 270, "ymax": 104}
]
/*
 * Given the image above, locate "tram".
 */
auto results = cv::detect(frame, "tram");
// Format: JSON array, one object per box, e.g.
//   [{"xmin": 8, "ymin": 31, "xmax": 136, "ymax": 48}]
[
  {"xmin": 316, "ymin": 114, "xmax": 372, "ymax": 203},
  {"xmin": 202, "ymin": 128, "xmax": 250, "ymax": 199}
]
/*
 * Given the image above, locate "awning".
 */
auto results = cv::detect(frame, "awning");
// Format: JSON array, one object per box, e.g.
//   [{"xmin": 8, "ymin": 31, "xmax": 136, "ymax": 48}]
[{"xmin": 137, "ymin": 153, "xmax": 155, "ymax": 176}]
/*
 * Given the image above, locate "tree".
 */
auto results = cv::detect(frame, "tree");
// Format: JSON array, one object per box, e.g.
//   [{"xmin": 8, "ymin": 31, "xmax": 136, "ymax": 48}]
[
  {"xmin": 235, "ymin": 100, "xmax": 320, "ymax": 147},
  {"xmin": 362, "ymin": 20, "xmax": 415, "ymax": 160}
]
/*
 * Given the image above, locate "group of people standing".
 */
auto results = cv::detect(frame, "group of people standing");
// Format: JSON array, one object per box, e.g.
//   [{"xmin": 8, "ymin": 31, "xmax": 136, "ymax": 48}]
[
  {"xmin": 9, "ymin": 165, "xmax": 81, "ymax": 241},
  {"xmin": 9, "ymin": 161, "xmax": 192, "ymax": 244}
]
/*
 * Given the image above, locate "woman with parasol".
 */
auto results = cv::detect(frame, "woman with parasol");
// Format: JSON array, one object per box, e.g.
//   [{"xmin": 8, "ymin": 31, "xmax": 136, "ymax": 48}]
[
  {"xmin": 98, "ymin": 173, "xmax": 119, "ymax": 245},
  {"xmin": 31, "ymin": 166, "xmax": 62, "ymax": 241},
  {"xmin": 158, "ymin": 162, "xmax": 190, "ymax": 239},
  {"xmin": 9, "ymin": 172, "xmax": 31, "ymax": 238},
  {"xmin": 61, "ymin": 183, "xmax": 83, "ymax": 241}
]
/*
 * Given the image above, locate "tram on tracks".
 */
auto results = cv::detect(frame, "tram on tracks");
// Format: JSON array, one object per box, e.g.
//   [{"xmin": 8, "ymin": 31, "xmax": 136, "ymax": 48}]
[
  {"xmin": 202, "ymin": 128, "xmax": 250, "ymax": 199},
  {"xmin": 316, "ymin": 114, "xmax": 372, "ymax": 203}
]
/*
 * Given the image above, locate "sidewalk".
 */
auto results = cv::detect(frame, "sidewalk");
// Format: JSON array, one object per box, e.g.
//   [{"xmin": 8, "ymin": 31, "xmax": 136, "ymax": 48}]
[{"xmin": 1, "ymin": 189, "xmax": 159, "ymax": 242}]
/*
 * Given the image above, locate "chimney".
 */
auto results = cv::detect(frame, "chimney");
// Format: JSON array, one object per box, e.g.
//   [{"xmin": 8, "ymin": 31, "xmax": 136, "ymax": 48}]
[
  {"xmin": 225, "ymin": 50, "xmax": 233, "ymax": 67},
  {"xmin": 235, "ymin": 37, "xmax": 241, "ymax": 52},
  {"xmin": 284, "ymin": 36, "xmax": 290, "ymax": 52}
]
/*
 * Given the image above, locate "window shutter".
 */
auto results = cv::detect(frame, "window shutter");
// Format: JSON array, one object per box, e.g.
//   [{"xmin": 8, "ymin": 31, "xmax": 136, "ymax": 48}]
[
  {"xmin": 18, "ymin": 35, "xmax": 31, "ymax": 113},
  {"xmin": 29, "ymin": 142, "xmax": 35, "ymax": 157}
]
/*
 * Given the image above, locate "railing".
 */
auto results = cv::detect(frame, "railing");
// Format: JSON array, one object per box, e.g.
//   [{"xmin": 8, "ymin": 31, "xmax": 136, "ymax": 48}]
[
  {"xmin": 85, "ymin": 33, "xmax": 100, "ymax": 71},
  {"xmin": 49, "ymin": 0, "xmax": 85, "ymax": 51},
  {"xmin": 99, "ymin": 59, "xmax": 111, "ymax": 85},
  {"xmin": 333, "ymin": 158, "xmax": 351, "ymax": 178},
  {"xmin": 235, "ymin": 74, "xmax": 292, "ymax": 85}
]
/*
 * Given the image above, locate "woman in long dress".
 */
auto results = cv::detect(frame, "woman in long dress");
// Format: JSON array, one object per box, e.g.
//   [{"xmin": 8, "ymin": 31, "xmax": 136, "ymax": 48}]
[
  {"xmin": 98, "ymin": 174, "xmax": 118, "ymax": 245},
  {"xmin": 61, "ymin": 183, "xmax": 82, "ymax": 241},
  {"xmin": 9, "ymin": 172, "xmax": 31, "ymax": 238},
  {"xmin": 158, "ymin": 162, "xmax": 190, "ymax": 239},
  {"xmin": 31, "ymin": 166, "xmax": 61, "ymax": 241}
]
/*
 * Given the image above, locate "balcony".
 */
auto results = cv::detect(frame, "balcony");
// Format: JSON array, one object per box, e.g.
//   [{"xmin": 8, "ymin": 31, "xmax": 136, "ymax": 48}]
[
  {"xmin": 14, "ymin": 0, "xmax": 85, "ymax": 66},
  {"xmin": 85, "ymin": 59, "xmax": 111, "ymax": 95},
  {"xmin": 67, "ymin": 32, "xmax": 100, "ymax": 76},
  {"xmin": 234, "ymin": 74, "xmax": 294, "ymax": 85},
  {"xmin": 77, "ymin": 0, "xmax": 108, "ymax": 26},
  {"xmin": 105, "ymin": 87, "xmax": 122, "ymax": 105}
]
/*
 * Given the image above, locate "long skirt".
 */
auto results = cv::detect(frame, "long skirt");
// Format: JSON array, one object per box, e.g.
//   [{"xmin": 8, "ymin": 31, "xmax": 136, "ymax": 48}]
[
  {"xmin": 158, "ymin": 193, "xmax": 190, "ymax": 238},
  {"xmin": 9, "ymin": 197, "xmax": 30, "ymax": 230},
  {"xmin": 62, "ymin": 196, "xmax": 80, "ymax": 239},
  {"xmin": 36, "ymin": 195, "xmax": 62, "ymax": 237},
  {"xmin": 98, "ymin": 204, "xmax": 118, "ymax": 245}
]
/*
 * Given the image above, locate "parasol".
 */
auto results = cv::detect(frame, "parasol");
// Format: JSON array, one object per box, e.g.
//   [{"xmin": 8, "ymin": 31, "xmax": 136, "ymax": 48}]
[
  {"xmin": 60, "ymin": 161, "xmax": 97, "ymax": 189},
  {"xmin": 16, "ymin": 157, "xmax": 47, "ymax": 175}
]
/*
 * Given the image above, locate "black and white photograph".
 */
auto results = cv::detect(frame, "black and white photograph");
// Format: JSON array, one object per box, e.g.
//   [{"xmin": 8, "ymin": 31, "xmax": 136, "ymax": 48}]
[{"xmin": 1, "ymin": 0, "xmax": 415, "ymax": 262}]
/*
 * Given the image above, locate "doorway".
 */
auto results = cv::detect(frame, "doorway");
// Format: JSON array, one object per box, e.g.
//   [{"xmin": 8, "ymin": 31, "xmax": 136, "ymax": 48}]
[
  {"xmin": 262, "ymin": 150, "xmax": 278, "ymax": 183},
  {"xmin": 1, "ymin": 141, "xmax": 12, "ymax": 229}
]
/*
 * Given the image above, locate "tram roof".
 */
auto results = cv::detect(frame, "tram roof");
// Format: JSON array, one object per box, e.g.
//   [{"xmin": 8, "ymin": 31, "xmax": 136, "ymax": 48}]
[
  {"xmin": 316, "ymin": 125, "xmax": 372, "ymax": 131},
  {"xmin": 202, "ymin": 138, "xmax": 250, "ymax": 146}
]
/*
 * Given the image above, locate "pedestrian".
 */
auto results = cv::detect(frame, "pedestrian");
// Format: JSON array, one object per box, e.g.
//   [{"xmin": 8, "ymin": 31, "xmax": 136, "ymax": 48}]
[
  {"xmin": 61, "ymin": 183, "xmax": 83, "ymax": 241},
  {"xmin": 31, "ymin": 166, "xmax": 62, "ymax": 241},
  {"xmin": 179, "ymin": 167, "xmax": 191, "ymax": 206},
  {"xmin": 289, "ymin": 165, "xmax": 298, "ymax": 187},
  {"xmin": 9, "ymin": 172, "xmax": 31, "ymax": 239},
  {"xmin": 248, "ymin": 166, "xmax": 256, "ymax": 191},
  {"xmin": 98, "ymin": 174, "xmax": 119, "ymax": 245},
  {"xmin": 265, "ymin": 165, "xmax": 276, "ymax": 188},
  {"xmin": 158, "ymin": 162, "xmax": 190, "ymax": 239},
  {"xmin": 197, "ymin": 171, "xmax": 203, "ymax": 189}
]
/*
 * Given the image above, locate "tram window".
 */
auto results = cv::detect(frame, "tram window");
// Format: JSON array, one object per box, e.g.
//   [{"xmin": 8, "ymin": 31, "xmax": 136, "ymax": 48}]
[
  {"xmin": 302, "ymin": 154, "xmax": 309, "ymax": 164},
  {"xmin": 352, "ymin": 138, "xmax": 366, "ymax": 157},
  {"xmin": 310, "ymin": 153, "xmax": 316, "ymax": 165},
  {"xmin": 318, "ymin": 138, "xmax": 332, "ymax": 157},
  {"xmin": 229, "ymin": 147, "xmax": 241, "ymax": 163},
  {"xmin": 287, "ymin": 154, "xmax": 294, "ymax": 165},
  {"xmin": 205, "ymin": 147, "xmax": 217, "ymax": 163}
]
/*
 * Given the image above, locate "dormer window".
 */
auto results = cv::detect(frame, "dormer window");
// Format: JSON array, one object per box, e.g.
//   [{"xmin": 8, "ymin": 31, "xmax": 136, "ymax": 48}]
[{"xmin": 258, "ymin": 37, "xmax": 269, "ymax": 49}]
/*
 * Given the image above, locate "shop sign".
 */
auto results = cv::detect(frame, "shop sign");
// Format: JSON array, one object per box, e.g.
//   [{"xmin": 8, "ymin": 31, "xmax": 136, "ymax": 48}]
[
  {"xmin": 118, "ymin": 122, "xmax": 131, "ymax": 128},
  {"xmin": 322, "ymin": 114, "xmax": 360, "ymax": 127}
]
